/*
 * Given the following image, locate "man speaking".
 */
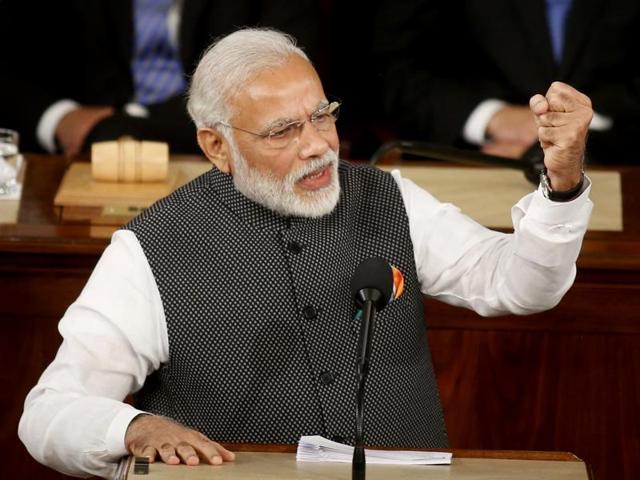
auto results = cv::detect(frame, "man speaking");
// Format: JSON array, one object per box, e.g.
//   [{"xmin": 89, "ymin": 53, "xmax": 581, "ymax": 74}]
[{"xmin": 19, "ymin": 28, "xmax": 593, "ymax": 479}]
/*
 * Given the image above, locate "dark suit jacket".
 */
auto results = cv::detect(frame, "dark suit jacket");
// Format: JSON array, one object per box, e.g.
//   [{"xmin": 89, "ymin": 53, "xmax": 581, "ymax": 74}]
[
  {"xmin": 0, "ymin": 0, "xmax": 323, "ymax": 153},
  {"xmin": 375, "ymin": 0, "xmax": 640, "ymax": 163}
]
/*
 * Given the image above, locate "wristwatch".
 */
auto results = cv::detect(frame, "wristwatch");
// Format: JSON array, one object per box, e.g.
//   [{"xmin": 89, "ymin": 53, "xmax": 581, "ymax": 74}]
[{"xmin": 540, "ymin": 167, "xmax": 585, "ymax": 202}]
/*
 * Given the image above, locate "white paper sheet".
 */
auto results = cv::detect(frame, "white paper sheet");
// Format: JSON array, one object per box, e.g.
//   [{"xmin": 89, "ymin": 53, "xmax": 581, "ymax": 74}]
[{"xmin": 296, "ymin": 436, "xmax": 452, "ymax": 465}]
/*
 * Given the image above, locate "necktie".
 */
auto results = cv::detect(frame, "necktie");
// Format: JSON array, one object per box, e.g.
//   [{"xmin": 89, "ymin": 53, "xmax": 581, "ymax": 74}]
[
  {"xmin": 545, "ymin": 0, "xmax": 573, "ymax": 64},
  {"xmin": 131, "ymin": 0, "xmax": 186, "ymax": 105}
]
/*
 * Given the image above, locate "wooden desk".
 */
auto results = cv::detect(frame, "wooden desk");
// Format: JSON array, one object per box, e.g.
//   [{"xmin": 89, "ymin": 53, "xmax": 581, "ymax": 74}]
[
  {"xmin": 2, "ymin": 154, "xmax": 638, "ymax": 480},
  {"xmin": 117, "ymin": 448, "xmax": 589, "ymax": 480}
]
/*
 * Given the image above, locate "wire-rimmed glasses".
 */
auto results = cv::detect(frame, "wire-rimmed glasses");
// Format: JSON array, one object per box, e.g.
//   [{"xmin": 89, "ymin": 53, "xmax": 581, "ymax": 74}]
[{"xmin": 216, "ymin": 100, "xmax": 341, "ymax": 149}]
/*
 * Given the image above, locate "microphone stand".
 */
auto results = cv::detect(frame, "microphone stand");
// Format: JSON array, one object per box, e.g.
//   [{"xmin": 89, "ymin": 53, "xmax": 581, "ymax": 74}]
[
  {"xmin": 368, "ymin": 140, "xmax": 544, "ymax": 185},
  {"xmin": 353, "ymin": 288, "xmax": 382, "ymax": 480}
]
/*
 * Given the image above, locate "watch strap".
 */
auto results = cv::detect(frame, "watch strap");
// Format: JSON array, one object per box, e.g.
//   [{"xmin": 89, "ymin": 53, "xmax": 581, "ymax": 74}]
[{"xmin": 540, "ymin": 167, "xmax": 585, "ymax": 201}]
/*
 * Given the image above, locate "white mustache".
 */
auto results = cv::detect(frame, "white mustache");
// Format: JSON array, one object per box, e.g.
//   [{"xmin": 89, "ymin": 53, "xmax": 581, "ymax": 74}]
[{"xmin": 292, "ymin": 150, "xmax": 338, "ymax": 183}]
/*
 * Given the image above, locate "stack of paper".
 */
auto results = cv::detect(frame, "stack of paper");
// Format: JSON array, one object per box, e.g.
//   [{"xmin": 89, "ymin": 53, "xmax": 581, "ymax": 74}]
[{"xmin": 296, "ymin": 436, "xmax": 452, "ymax": 465}]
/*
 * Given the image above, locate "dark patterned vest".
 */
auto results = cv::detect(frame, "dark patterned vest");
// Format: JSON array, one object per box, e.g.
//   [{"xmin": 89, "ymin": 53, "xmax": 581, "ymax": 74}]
[{"xmin": 126, "ymin": 161, "xmax": 447, "ymax": 448}]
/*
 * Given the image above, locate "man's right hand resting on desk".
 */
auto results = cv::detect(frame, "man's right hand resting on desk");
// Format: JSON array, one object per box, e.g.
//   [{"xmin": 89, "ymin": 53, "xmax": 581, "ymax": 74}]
[{"xmin": 125, "ymin": 415, "xmax": 236, "ymax": 466}]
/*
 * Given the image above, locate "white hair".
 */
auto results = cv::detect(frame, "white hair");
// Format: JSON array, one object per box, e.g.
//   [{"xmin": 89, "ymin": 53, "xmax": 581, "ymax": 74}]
[{"xmin": 187, "ymin": 28, "xmax": 310, "ymax": 130}]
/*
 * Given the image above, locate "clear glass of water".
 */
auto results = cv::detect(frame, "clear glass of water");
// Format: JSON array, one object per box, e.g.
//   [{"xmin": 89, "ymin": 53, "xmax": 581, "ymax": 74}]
[{"xmin": 0, "ymin": 128, "xmax": 22, "ymax": 196}]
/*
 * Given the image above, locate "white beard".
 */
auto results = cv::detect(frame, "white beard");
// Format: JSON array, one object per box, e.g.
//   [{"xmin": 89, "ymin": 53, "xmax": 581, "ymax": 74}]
[{"xmin": 229, "ymin": 140, "xmax": 341, "ymax": 218}]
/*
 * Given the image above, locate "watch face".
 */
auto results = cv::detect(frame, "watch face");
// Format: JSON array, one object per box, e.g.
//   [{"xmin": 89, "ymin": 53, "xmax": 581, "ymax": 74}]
[
  {"xmin": 539, "ymin": 170, "xmax": 552, "ymax": 199},
  {"xmin": 540, "ymin": 169, "xmax": 585, "ymax": 202}
]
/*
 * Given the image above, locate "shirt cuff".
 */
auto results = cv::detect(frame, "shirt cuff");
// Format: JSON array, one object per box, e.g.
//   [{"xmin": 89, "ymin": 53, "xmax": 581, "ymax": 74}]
[
  {"xmin": 124, "ymin": 102, "xmax": 150, "ymax": 118},
  {"xmin": 527, "ymin": 176, "xmax": 592, "ymax": 224},
  {"xmin": 36, "ymin": 100, "xmax": 80, "ymax": 153},
  {"xmin": 590, "ymin": 112, "xmax": 613, "ymax": 131},
  {"xmin": 463, "ymin": 99, "xmax": 507, "ymax": 145},
  {"xmin": 105, "ymin": 406, "xmax": 150, "ymax": 457}
]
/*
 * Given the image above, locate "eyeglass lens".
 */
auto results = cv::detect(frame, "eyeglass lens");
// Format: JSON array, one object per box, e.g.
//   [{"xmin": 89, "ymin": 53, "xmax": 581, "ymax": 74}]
[{"xmin": 266, "ymin": 101, "xmax": 340, "ymax": 148}]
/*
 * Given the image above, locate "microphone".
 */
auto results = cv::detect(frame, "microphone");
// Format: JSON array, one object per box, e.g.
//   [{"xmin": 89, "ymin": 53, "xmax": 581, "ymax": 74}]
[{"xmin": 350, "ymin": 258, "xmax": 393, "ymax": 480}]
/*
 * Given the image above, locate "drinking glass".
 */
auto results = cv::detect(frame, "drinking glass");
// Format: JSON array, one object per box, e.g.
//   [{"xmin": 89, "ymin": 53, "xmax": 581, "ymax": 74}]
[{"xmin": 0, "ymin": 128, "xmax": 23, "ymax": 196}]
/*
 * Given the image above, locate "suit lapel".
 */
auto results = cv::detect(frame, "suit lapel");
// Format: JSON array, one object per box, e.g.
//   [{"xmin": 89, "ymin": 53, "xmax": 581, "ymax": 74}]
[
  {"xmin": 560, "ymin": 0, "xmax": 604, "ymax": 78},
  {"xmin": 513, "ymin": 0, "xmax": 557, "ymax": 80},
  {"xmin": 178, "ymin": 0, "xmax": 210, "ymax": 68},
  {"xmin": 106, "ymin": 0, "xmax": 134, "ymax": 70}
]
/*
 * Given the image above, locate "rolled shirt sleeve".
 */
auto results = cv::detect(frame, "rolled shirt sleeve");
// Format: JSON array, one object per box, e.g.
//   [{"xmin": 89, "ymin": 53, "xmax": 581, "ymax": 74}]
[{"xmin": 392, "ymin": 169, "xmax": 592, "ymax": 316}]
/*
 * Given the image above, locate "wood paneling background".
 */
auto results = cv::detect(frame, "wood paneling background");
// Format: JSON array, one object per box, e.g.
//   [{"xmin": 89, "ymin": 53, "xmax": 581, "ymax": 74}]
[
  {"xmin": 1, "ymin": 256, "xmax": 91, "ymax": 480},
  {"xmin": 428, "ymin": 280, "xmax": 640, "ymax": 480}
]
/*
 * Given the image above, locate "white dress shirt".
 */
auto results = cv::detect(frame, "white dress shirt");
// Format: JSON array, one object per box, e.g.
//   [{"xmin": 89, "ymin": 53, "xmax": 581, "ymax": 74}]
[{"xmin": 18, "ymin": 169, "xmax": 593, "ymax": 479}]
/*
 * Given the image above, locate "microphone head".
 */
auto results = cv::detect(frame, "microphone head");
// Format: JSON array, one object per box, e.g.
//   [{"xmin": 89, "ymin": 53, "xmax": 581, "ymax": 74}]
[{"xmin": 350, "ymin": 257, "xmax": 394, "ymax": 310}]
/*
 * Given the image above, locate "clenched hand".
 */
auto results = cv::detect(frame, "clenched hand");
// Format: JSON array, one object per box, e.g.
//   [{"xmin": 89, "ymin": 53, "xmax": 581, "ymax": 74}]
[{"xmin": 529, "ymin": 81, "xmax": 593, "ymax": 191}]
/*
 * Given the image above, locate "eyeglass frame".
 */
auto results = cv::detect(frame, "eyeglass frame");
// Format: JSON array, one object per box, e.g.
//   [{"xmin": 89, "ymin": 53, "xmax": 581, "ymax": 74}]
[{"xmin": 214, "ymin": 100, "xmax": 341, "ymax": 149}]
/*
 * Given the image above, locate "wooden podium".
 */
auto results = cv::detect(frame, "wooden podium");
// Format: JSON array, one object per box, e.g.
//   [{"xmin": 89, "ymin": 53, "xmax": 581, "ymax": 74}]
[{"xmin": 117, "ymin": 451, "xmax": 590, "ymax": 480}]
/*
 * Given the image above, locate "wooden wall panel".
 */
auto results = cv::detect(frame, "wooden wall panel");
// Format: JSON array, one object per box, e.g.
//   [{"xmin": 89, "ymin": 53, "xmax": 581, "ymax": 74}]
[
  {"xmin": 1, "ymin": 267, "xmax": 89, "ymax": 480},
  {"xmin": 428, "ymin": 301, "xmax": 640, "ymax": 480}
]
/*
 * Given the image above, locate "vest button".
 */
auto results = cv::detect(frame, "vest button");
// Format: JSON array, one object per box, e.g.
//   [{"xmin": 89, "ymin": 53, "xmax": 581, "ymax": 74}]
[
  {"xmin": 302, "ymin": 305, "xmax": 317, "ymax": 319},
  {"xmin": 319, "ymin": 371, "xmax": 335, "ymax": 385},
  {"xmin": 287, "ymin": 241, "xmax": 303, "ymax": 254}
]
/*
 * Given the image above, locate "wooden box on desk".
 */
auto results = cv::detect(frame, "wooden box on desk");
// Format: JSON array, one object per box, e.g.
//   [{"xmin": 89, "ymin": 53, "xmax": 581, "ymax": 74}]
[{"xmin": 53, "ymin": 161, "xmax": 211, "ymax": 225}]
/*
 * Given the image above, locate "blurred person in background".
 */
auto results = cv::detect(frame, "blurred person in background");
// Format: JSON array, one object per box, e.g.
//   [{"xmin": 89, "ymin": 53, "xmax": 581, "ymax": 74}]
[
  {"xmin": 375, "ymin": 0, "xmax": 640, "ymax": 164},
  {"xmin": 0, "ymin": 0, "xmax": 322, "ymax": 156}
]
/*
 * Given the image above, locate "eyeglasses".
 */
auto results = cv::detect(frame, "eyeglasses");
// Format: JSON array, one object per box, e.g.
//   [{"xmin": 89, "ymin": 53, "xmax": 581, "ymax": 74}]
[{"xmin": 216, "ymin": 101, "xmax": 341, "ymax": 149}]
